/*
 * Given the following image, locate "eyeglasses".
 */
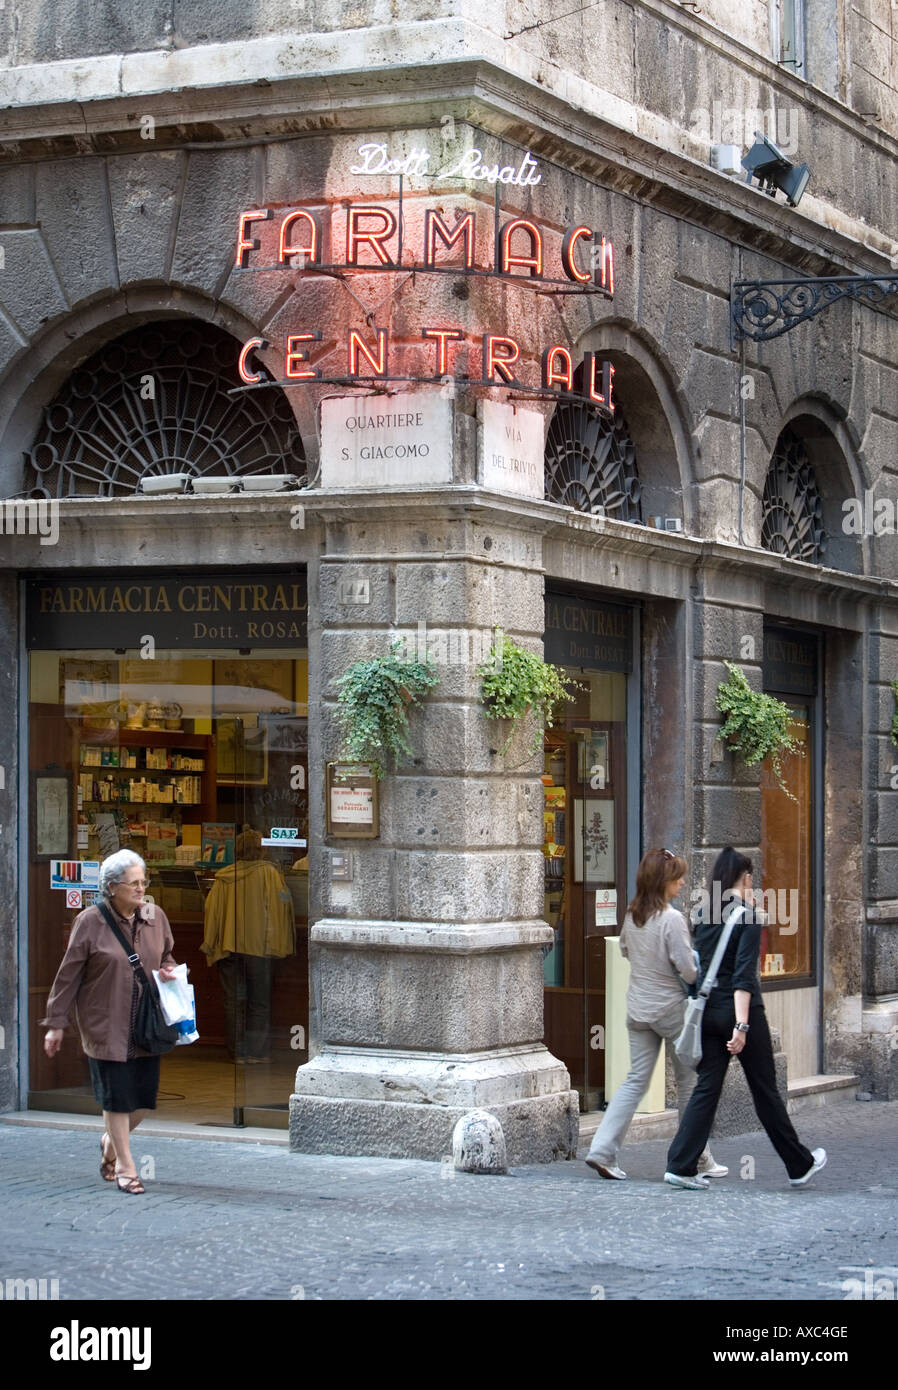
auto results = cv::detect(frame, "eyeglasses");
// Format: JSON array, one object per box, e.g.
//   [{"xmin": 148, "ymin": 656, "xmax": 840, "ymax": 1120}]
[
  {"xmin": 659, "ymin": 849, "xmax": 674, "ymax": 860},
  {"xmin": 120, "ymin": 878, "xmax": 149, "ymax": 888}
]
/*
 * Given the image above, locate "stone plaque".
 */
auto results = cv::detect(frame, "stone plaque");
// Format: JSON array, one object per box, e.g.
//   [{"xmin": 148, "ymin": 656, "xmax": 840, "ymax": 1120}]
[
  {"xmin": 479, "ymin": 399, "xmax": 544, "ymax": 499},
  {"xmin": 320, "ymin": 392, "xmax": 453, "ymax": 488}
]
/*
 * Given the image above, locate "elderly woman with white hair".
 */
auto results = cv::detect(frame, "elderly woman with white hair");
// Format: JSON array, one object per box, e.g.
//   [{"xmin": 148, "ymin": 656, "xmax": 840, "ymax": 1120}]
[{"xmin": 43, "ymin": 849, "xmax": 179, "ymax": 1195}]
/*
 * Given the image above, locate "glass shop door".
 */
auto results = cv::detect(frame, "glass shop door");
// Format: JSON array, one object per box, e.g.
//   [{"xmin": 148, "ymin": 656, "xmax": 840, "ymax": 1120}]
[
  {"xmin": 203, "ymin": 716, "xmax": 309, "ymax": 1127},
  {"xmin": 542, "ymin": 669, "xmax": 628, "ymax": 1112}
]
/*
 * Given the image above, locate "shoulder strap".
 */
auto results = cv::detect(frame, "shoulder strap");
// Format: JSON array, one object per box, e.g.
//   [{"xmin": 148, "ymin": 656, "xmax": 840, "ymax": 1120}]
[
  {"xmin": 98, "ymin": 902, "xmax": 147, "ymax": 984},
  {"xmin": 698, "ymin": 901, "xmax": 745, "ymax": 999}
]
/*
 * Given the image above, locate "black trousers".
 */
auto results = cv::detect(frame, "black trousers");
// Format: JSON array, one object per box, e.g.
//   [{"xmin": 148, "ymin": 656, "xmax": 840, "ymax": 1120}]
[
  {"xmin": 666, "ymin": 1000, "xmax": 814, "ymax": 1180},
  {"xmin": 217, "ymin": 953, "xmax": 274, "ymax": 1059}
]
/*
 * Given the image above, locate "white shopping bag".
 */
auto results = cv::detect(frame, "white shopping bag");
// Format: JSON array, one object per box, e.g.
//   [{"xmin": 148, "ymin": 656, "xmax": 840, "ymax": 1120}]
[
  {"xmin": 174, "ymin": 984, "xmax": 199, "ymax": 1046},
  {"xmin": 152, "ymin": 962, "xmax": 193, "ymax": 1024}
]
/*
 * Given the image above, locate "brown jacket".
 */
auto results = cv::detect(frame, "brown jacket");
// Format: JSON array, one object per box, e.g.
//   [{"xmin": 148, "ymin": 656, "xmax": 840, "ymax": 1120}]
[{"xmin": 42, "ymin": 902, "xmax": 176, "ymax": 1062}]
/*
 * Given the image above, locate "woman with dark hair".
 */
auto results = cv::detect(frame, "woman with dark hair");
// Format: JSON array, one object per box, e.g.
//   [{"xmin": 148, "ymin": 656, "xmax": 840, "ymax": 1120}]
[
  {"xmin": 585, "ymin": 847, "xmax": 725, "ymax": 1181},
  {"xmin": 664, "ymin": 847, "xmax": 826, "ymax": 1190}
]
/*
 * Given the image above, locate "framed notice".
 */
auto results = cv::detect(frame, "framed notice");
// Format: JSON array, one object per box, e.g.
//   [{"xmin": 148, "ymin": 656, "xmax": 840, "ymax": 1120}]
[
  {"xmin": 32, "ymin": 771, "xmax": 72, "ymax": 861},
  {"xmin": 215, "ymin": 718, "xmax": 268, "ymax": 786},
  {"xmin": 326, "ymin": 762, "xmax": 379, "ymax": 839}
]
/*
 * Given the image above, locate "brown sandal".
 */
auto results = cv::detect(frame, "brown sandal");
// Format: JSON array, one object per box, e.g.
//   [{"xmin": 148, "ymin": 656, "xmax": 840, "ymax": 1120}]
[
  {"xmin": 115, "ymin": 1172, "xmax": 145, "ymax": 1195},
  {"xmin": 99, "ymin": 1134, "xmax": 116, "ymax": 1182}
]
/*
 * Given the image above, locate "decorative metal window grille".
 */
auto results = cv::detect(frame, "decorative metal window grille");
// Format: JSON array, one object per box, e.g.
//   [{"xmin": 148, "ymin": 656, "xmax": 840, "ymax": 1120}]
[
  {"xmin": 761, "ymin": 429, "xmax": 825, "ymax": 562},
  {"xmin": 544, "ymin": 401, "xmax": 642, "ymax": 521},
  {"xmin": 23, "ymin": 320, "xmax": 304, "ymax": 498}
]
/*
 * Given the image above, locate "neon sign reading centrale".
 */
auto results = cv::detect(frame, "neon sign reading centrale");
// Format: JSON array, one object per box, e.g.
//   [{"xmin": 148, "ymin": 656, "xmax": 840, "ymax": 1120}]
[{"xmin": 233, "ymin": 194, "xmax": 616, "ymax": 406}]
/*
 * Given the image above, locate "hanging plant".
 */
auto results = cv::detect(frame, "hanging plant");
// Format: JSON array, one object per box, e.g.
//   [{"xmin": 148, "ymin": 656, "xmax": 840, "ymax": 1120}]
[
  {"xmin": 716, "ymin": 661, "xmax": 803, "ymax": 801},
  {"xmin": 335, "ymin": 640, "xmax": 439, "ymax": 779},
  {"xmin": 891, "ymin": 681, "xmax": 898, "ymax": 748},
  {"xmin": 478, "ymin": 634, "xmax": 579, "ymax": 757}
]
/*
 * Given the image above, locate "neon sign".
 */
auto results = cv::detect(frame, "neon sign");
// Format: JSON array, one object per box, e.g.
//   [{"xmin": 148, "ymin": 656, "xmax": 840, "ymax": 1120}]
[
  {"xmin": 348, "ymin": 142, "xmax": 542, "ymax": 186},
  {"xmin": 233, "ymin": 177, "xmax": 617, "ymax": 410}
]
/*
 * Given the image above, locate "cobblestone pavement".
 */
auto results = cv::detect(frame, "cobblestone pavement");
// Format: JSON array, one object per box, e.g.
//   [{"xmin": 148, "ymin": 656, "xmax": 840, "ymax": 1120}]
[{"xmin": 0, "ymin": 1101, "xmax": 896, "ymax": 1303}]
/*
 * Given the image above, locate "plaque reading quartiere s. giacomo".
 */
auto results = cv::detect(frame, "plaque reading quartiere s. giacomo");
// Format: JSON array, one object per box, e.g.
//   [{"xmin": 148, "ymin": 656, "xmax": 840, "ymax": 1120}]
[{"xmin": 320, "ymin": 393, "xmax": 453, "ymax": 488}]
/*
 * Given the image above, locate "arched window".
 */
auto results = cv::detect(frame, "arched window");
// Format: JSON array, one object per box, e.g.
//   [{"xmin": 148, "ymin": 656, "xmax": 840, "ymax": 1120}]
[
  {"xmin": 23, "ymin": 320, "xmax": 304, "ymax": 498},
  {"xmin": 544, "ymin": 401, "xmax": 641, "ymax": 521},
  {"xmin": 761, "ymin": 427, "xmax": 825, "ymax": 563}
]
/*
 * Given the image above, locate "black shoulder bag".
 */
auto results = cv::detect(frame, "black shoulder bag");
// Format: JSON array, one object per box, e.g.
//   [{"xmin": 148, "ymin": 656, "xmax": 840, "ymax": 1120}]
[{"xmin": 99, "ymin": 902, "xmax": 179, "ymax": 1055}]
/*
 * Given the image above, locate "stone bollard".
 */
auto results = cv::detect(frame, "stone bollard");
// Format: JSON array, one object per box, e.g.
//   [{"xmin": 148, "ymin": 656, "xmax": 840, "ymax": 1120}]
[{"xmin": 452, "ymin": 1109, "xmax": 508, "ymax": 1175}]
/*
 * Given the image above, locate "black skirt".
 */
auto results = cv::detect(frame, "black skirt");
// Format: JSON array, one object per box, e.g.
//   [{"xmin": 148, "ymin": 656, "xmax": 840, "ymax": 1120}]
[{"xmin": 89, "ymin": 1056, "xmax": 161, "ymax": 1113}]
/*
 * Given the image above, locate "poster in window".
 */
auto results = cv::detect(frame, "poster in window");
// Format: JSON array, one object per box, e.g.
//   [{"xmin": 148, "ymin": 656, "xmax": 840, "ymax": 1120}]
[
  {"xmin": 33, "ymin": 772, "xmax": 72, "ymax": 860},
  {"xmin": 576, "ymin": 731, "xmax": 609, "ymax": 787},
  {"xmin": 573, "ymin": 799, "xmax": 615, "ymax": 883}
]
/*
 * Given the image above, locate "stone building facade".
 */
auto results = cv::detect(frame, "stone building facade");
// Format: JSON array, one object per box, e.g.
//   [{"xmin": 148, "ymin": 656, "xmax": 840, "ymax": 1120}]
[{"xmin": 1, "ymin": 2, "xmax": 897, "ymax": 1159}]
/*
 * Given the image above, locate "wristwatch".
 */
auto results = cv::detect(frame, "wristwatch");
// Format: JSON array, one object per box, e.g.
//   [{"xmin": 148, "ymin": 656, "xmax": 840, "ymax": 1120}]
[{"xmin": 734, "ymin": 1022, "xmax": 750, "ymax": 1033}]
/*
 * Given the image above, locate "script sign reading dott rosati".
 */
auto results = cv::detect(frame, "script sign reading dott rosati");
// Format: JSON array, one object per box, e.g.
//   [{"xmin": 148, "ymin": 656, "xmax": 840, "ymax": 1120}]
[{"xmin": 26, "ymin": 574, "xmax": 308, "ymax": 649}]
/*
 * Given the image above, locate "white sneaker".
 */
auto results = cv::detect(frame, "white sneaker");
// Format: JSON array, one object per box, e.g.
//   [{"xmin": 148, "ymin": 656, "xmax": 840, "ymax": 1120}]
[
  {"xmin": 664, "ymin": 1171, "xmax": 710, "ymax": 1190},
  {"xmin": 789, "ymin": 1147, "xmax": 827, "ymax": 1187},
  {"xmin": 697, "ymin": 1156, "xmax": 729, "ymax": 1178},
  {"xmin": 586, "ymin": 1158, "xmax": 627, "ymax": 1180}
]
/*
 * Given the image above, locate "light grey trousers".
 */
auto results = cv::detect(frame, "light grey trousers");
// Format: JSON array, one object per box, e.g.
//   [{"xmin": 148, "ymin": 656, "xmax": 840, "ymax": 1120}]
[{"xmin": 587, "ymin": 1003, "xmax": 710, "ymax": 1166}]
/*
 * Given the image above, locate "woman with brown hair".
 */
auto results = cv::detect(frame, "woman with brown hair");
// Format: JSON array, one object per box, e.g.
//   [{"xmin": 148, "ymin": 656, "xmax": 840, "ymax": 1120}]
[{"xmin": 585, "ymin": 847, "xmax": 726, "ymax": 1181}]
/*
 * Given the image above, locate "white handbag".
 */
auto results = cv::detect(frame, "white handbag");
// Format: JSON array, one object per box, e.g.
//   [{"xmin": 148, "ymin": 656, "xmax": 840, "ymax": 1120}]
[{"xmin": 674, "ymin": 902, "xmax": 744, "ymax": 1068}]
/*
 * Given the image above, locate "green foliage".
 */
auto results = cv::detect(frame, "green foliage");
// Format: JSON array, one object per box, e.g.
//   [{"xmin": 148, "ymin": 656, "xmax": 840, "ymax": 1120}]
[
  {"xmin": 478, "ymin": 634, "xmax": 578, "ymax": 757},
  {"xmin": 716, "ymin": 661, "xmax": 803, "ymax": 801},
  {"xmin": 891, "ymin": 681, "xmax": 898, "ymax": 748},
  {"xmin": 335, "ymin": 641, "xmax": 439, "ymax": 779}
]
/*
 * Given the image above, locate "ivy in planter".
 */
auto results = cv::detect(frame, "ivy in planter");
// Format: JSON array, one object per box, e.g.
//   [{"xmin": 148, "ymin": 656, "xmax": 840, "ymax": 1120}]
[
  {"xmin": 335, "ymin": 640, "xmax": 439, "ymax": 779},
  {"xmin": 716, "ymin": 661, "xmax": 803, "ymax": 801},
  {"xmin": 478, "ymin": 634, "xmax": 579, "ymax": 758}
]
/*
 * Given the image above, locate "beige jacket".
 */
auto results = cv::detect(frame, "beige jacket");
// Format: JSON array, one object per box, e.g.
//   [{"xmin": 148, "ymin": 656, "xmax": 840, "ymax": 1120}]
[
  {"xmin": 42, "ymin": 902, "xmax": 176, "ymax": 1062},
  {"xmin": 201, "ymin": 859, "xmax": 294, "ymax": 964},
  {"xmin": 619, "ymin": 905, "xmax": 697, "ymax": 1025}
]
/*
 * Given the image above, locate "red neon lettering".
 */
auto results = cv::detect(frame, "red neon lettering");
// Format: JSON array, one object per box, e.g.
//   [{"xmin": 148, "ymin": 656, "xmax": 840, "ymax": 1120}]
[
  {"xmin": 346, "ymin": 206, "xmax": 398, "ymax": 265},
  {"xmin": 561, "ymin": 226, "xmax": 593, "ymax": 284},
  {"xmin": 235, "ymin": 209, "xmax": 271, "ymax": 268},
  {"xmin": 422, "ymin": 327, "xmax": 463, "ymax": 376},
  {"xmin": 541, "ymin": 346, "xmax": 574, "ymax": 393},
  {"xmin": 285, "ymin": 333, "xmax": 322, "ymax": 380},
  {"xmin": 600, "ymin": 238, "xmax": 614, "ymax": 295},
  {"xmin": 238, "ymin": 337, "xmax": 266, "ymax": 384},
  {"xmin": 482, "ymin": 335, "xmax": 520, "ymax": 385},
  {"xmin": 348, "ymin": 329, "xmax": 388, "ymax": 377},
  {"xmin": 279, "ymin": 211, "xmax": 321, "ymax": 265},
  {"xmin": 424, "ymin": 210, "xmax": 476, "ymax": 268},
  {"xmin": 585, "ymin": 353, "xmax": 615, "ymax": 410},
  {"xmin": 499, "ymin": 219, "xmax": 543, "ymax": 278}
]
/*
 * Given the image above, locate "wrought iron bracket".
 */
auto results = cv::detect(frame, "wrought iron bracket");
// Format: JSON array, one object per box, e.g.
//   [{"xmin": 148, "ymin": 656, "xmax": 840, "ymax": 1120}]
[{"xmin": 732, "ymin": 274, "xmax": 898, "ymax": 342}]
